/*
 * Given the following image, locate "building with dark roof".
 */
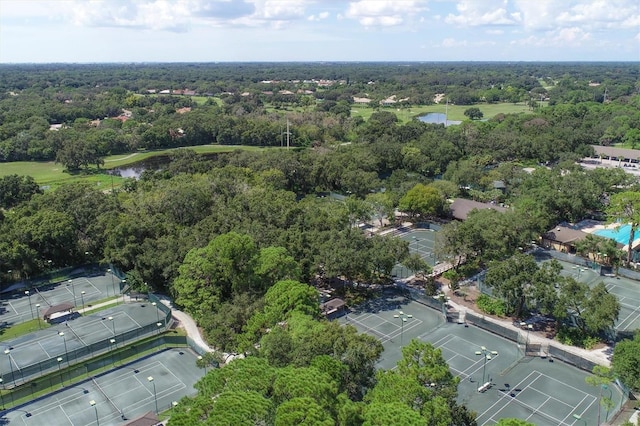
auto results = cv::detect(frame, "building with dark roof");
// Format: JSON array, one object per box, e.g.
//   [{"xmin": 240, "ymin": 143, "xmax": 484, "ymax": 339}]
[
  {"xmin": 449, "ymin": 198, "xmax": 507, "ymax": 221},
  {"xmin": 541, "ymin": 226, "xmax": 589, "ymax": 253}
]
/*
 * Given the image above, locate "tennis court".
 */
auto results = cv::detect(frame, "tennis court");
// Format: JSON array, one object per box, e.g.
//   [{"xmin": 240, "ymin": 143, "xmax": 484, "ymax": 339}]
[
  {"xmin": 0, "ymin": 303, "xmax": 166, "ymax": 386},
  {"xmin": 340, "ymin": 295, "xmax": 444, "ymax": 370},
  {"xmin": 3, "ymin": 348, "xmax": 203, "ymax": 426},
  {"xmin": 541, "ymin": 255, "xmax": 640, "ymax": 332},
  {"xmin": 392, "ymin": 228, "xmax": 440, "ymax": 279},
  {"xmin": 0, "ymin": 270, "xmax": 121, "ymax": 326},
  {"xmin": 343, "ymin": 292, "xmax": 626, "ymax": 425}
]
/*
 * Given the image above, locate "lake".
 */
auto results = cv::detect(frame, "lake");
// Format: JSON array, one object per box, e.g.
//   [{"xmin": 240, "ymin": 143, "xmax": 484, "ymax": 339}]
[{"xmin": 417, "ymin": 113, "xmax": 461, "ymax": 126}]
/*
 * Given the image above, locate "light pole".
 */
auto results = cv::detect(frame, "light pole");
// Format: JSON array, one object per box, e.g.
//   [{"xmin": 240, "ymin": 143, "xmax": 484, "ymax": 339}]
[
  {"xmin": 151, "ymin": 302, "xmax": 161, "ymax": 324},
  {"xmin": 59, "ymin": 332, "xmax": 70, "ymax": 367},
  {"xmin": 474, "ymin": 346, "xmax": 498, "ymax": 385},
  {"xmin": 4, "ymin": 349, "xmax": 15, "ymax": 388},
  {"xmin": 197, "ymin": 355, "xmax": 207, "ymax": 374},
  {"xmin": 36, "ymin": 303, "xmax": 41, "ymax": 329},
  {"xmin": 109, "ymin": 339, "xmax": 116, "ymax": 365},
  {"xmin": 90, "ymin": 399, "xmax": 99, "ymax": 426},
  {"xmin": 106, "ymin": 269, "xmax": 113, "ymax": 298},
  {"xmin": 147, "ymin": 376, "xmax": 158, "ymax": 414},
  {"xmin": 57, "ymin": 357, "xmax": 64, "ymax": 386},
  {"xmin": 573, "ymin": 266, "xmax": 586, "ymax": 280},
  {"xmin": 393, "ymin": 311, "xmax": 412, "ymax": 345},
  {"xmin": 80, "ymin": 291, "xmax": 86, "ymax": 313},
  {"xmin": 0, "ymin": 378, "xmax": 4, "ymax": 409},
  {"xmin": 25, "ymin": 290, "xmax": 34, "ymax": 320},
  {"xmin": 108, "ymin": 316, "xmax": 116, "ymax": 337},
  {"xmin": 121, "ymin": 279, "xmax": 126, "ymax": 304},
  {"xmin": 68, "ymin": 279, "xmax": 77, "ymax": 306}
]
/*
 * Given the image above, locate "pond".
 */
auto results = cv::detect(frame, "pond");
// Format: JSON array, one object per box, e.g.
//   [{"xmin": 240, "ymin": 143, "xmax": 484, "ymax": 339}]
[
  {"xmin": 107, "ymin": 156, "xmax": 170, "ymax": 180},
  {"xmin": 107, "ymin": 152, "xmax": 224, "ymax": 179},
  {"xmin": 417, "ymin": 113, "xmax": 461, "ymax": 126}
]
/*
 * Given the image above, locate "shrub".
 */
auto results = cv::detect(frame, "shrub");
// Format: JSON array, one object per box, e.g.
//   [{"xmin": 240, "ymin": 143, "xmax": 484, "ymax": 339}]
[
  {"xmin": 424, "ymin": 276, "xmax": 439, "ymax": 296},
  {"xmin": 476, "ymin": 294, "xmax": 506, "ymax": 316},
  {"xmin": 556, "ymin": 326, "xmax": 601, "ymax": 349}
]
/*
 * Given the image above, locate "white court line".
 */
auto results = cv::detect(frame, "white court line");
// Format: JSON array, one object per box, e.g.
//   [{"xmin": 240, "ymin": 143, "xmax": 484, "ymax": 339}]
[
  {"xmin": 123, "ymin": 311, "xmax": 142, "ymax": 329},
  {"xmin": 432, "ymin": 335, "xmax": 498, "ymax": 379},
  {"xmin": 58, "ymin": 403, "xmax": 76, "ymax": 425},
  {"xmin": 603, "ymin": 279, "xmax": 640, "ymax": 296},
  {"xmin": 6, "ymin": 301, "xmax": 21, "ymax": 316},
  {"xmin": 486, "ymin": 370, "xmax": 597, "ymax": 426},
  {"xmin": 560, "ymin": 393, "xmax": 593, "ymax": 425},
  {"xmin": 390, "ymin": 318, "xmax": 424, "ymax": 341},
  {"xmin": 346, "ymin": 316, "xmax": 393, "ymax": 341},
  {"xmin": 83, "ymin": 278, "xmax": 102, "ymax": 296},
  {"xmin": 355, "ymin": 313, "xmax": 388, "ymax": 329},
  {"xmin": 37, "ymin": 340, "xmax": 54, "ymax": 359},
  {"xmin": 615, "ymin": 303, "xmax": 640, "ymax": 330},
  {"xmin": 615, "ymin": 296, "xmax": 640, "ymax": 309},
  {"xmin": 477, "ymin": 370, "xmax": 541, "ymax": 422},
  {"xmin": 534, "ymin": 371, "xmax": 598, "ymax": 403}
]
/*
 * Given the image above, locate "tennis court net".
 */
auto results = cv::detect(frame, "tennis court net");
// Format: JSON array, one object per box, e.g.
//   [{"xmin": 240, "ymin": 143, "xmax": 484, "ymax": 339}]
[{"xmin": 92, "ymin": 377, "xmax": 123, "ymax": 417}]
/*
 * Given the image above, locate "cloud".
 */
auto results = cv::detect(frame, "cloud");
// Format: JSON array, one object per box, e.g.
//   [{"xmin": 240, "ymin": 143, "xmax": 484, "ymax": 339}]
[
  {"xmin": 511, "ymin": 27, "xmax": 591, "ymax": 48},
  {"xmin": 68, "ymin": 0, "xmax": 311, "ymax": 31},
  {"xmin": 445, "ymin": 0, "xmax": 521, "ymax": 27},
  {"xmin": 440, "ymin": 37, "xmax": 496, "ymax": 48},
  {"xmin": 308, "ymin": 11, "xmax": 330, "ymax": 22},
  {"xmin": 514, "ymin": 0, "xmax": 639, "ymax": 31},
  {"xmin": 344, "ymin": 0, "xmax": 428, "ymax": 27}
]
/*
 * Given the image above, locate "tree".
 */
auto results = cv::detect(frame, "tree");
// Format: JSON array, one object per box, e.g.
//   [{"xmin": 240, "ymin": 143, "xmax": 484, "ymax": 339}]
[
  {"xmin": 398, "ymin": 184, "xmax": 445, "ymax": 220},
  {"xmin": 0, "ymin": 174, "xmax": 42, "ymax": 209},
  {"xmin": 254, "ymin": 246, "xmax": 301, "ymax": 291},
  {"xmin": 275, "ymin": 397, "xmax": 334, "ymax": 426},
  {"xmin": 464, "ymin": 107, "xmax": 484, "ymax": 120},
  {"xmin": 402, "ymin": 253, "xmax": 431, "ymax": 279},
  {"xmin": 366, "ymin": 192, "xmax": 395, "ymax": 228},
  {"xmin": 582, "ymin": 282, "xmax": 620, "ymax": 335},
  {"xmin": 611, "ymin": 332, "xmax": 640, "ymax": 392},
  {"xmin": 172, "ymin": 232, "xmax": 258, "ymax": 321},
  {"xmin": 556, "ymin": 278, "xmax": 620, "ymax": 338},
  {"xmin": 606, "ymin": 191, "xmax": 640, "ymax": 264},
  {"xmin": 241, "ymin": 281, "xmax": 321, "ymax": 351},
  {"xmin": 484, "ymin": 253, "xmax": 540, "ymax": 317},
  {"xmin": 585, "ymin": 365, "xmax": 615, "ymax": 425}
]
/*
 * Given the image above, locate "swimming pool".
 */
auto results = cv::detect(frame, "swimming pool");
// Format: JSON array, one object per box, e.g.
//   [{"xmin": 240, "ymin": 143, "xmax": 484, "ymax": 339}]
[{"xmin": 594, "ymin": 223, "xmax": 633, "ymax": 245}]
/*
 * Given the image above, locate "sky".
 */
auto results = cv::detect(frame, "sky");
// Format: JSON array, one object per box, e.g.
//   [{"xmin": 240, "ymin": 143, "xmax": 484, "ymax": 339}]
[{"xmin": 1, "ymin": 0, "xmax": 639, "ymax": 63}]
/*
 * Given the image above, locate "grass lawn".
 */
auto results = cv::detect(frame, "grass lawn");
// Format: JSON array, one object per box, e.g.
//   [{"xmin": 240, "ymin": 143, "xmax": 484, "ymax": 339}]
[
  {"xmin": 0, "ymin": 145, "xmax": 276, "ymax": 189},
  {"xmin": 0, "ymin": 319, "xmax": 50, "ymax": 342},
  {"xmin": 352, "ymin": 101, "xmax": 546, "ymax": 123}
]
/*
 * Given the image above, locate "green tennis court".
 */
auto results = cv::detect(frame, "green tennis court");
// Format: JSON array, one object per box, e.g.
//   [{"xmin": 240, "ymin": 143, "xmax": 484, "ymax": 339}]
[
  {"xmin": 0, "ymin": 303, "xmax": 166, "ymax": 387},
  {"xmin": 538, "ymin": 255, "xmax": 640, "ymax": 332},
  {"xmin": 0, "ymin": 270, "xmax": 122, "ymax": 326},
  {"xmin": 340, "ymin": 295, "xmax": 445, "ymax": 370},
  {"xmin": 342, "ymin": 292, "xmax": 626, "ymax": 425},
  {"xmin": 3, "ymin": 348, "xmax": 204, "ymax": 425},
  {"xmin": 392, "ymin": 228, "xmax": 440, "ymax": 279}
]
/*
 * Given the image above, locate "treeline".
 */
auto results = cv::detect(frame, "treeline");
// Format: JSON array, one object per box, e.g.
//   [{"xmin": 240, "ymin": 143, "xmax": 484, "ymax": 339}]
[{"xmin": 1, "ymin": 62, "xmax": 638, "ymax": 165}]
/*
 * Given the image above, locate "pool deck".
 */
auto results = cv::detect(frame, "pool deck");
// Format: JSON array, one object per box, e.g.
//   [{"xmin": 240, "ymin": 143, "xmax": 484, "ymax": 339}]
[{"xmin": 576, "ymin": 220, "xmax": 640, "ymax": 251}]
